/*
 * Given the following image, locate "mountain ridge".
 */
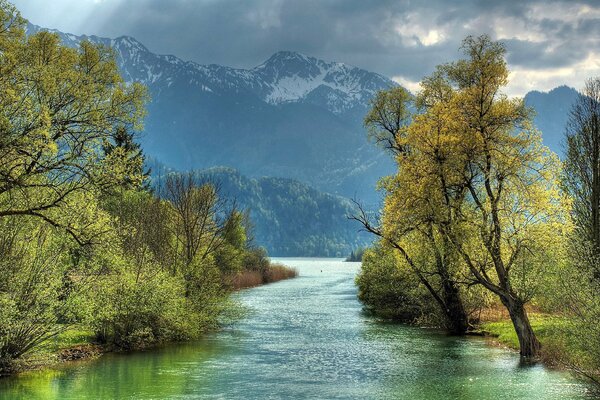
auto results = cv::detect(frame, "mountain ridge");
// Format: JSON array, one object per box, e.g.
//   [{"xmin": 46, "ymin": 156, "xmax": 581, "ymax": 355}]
[{"xmin": 27, "ymin": 23, "xmax": 394, "ymax": 115}]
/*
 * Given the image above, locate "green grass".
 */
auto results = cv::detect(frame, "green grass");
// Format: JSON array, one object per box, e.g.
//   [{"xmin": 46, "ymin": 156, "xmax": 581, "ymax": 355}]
[
  {"xmin": 482, "ymin": 314, "xmax": 571, "ymax": 350},
  {"xmin": 8, "ymin": 327, "xmax": 98, "ymax": 373}
]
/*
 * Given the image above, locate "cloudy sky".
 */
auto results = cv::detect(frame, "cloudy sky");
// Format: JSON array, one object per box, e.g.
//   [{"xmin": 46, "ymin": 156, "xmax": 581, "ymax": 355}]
[{"xmin": 12, "ymin": 0, "xmax": 600, "ymax": 96}]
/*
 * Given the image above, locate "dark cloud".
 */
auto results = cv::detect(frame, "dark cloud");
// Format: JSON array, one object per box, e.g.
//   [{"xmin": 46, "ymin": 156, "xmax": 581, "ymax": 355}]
[{"xmin": 11, "ymin": 0, "xmax": 600, "ymax": 94}]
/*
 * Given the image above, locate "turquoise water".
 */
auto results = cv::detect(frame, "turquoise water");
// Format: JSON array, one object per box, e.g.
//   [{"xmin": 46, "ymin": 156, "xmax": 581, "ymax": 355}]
[{"xmin": 0, "ymin": 258, "xmax": 595, "ymax": 399}]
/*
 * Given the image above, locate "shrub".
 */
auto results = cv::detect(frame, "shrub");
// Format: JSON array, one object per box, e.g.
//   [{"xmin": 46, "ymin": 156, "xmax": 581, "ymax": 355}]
[
  {"xmin": 88, "ymin": 266, "xmax": 191, "ymax": 350},
  {"xmin": 0, "ymin": 221, "xmax": 91, "ymax": 372},
  {"xmin": 356, "ymin": 244, "xmax": 436, "ymax": 322},
  {"xmin": 263, "ymin": 264, "xmax": 298, "ymax": 283}
]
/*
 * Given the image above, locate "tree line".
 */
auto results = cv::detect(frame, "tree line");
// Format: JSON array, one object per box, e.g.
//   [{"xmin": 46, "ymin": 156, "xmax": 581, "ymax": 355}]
[
  {"xmin": 355, "ymin": 34, "xmax": 600, "ymax": 380},
  {"xmin": 0, "ymin": 1, "xmax": 290, "ymax": 373}
]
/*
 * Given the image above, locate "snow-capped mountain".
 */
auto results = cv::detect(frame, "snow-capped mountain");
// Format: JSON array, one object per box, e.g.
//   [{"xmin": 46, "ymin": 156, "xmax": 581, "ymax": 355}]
[
  {"xmin": 26, "ymin": 23, "xmax": 397, "ymax": 202},
  {"xmin": 27, "ymin": 24, "xmax": 393, "ymax": 115}
]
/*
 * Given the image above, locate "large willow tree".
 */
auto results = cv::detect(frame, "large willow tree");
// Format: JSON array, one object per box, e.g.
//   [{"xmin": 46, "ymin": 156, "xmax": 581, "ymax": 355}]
[
  {"xmin": 363, "ymin": 35, "xmax": 568, "ymax": 357},
  {"xmin": 357, "ymin": 76, "xmax": 470, "ymax": 334},
  {"xmin": 427, "ymin": 36, "xmax": 567, "ymax": 357}
]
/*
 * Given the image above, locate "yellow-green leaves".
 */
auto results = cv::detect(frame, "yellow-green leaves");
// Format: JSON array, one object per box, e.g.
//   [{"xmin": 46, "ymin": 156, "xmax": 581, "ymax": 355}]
[
  {"xmin": 364, "ymin": 86, "xmax": 412, "ymax": 156},
  {"xmin": 0, "ymin": 11, "xmax": 148, "ymax": 244}
]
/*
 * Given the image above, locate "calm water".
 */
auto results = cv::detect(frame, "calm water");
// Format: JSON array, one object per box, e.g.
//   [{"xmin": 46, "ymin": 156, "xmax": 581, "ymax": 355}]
[{"xmin": 0, "ymin": 258, "xmax": 596, "ymax": 399}]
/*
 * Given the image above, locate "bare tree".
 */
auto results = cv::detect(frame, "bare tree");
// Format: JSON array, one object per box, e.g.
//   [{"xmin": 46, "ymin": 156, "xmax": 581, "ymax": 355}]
[
  {"xmin": 564, "ymin": 77, "xmax": 600, "ymax": 260},
  {"xmin": 164, "ymin": 173, "xmax": 235, "ymax": 273}
]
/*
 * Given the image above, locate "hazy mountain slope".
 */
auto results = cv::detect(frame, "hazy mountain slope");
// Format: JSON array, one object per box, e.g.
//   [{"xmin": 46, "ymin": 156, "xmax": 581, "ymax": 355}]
[{"xmin": 525, "ymin": 85, "xmax": 579, "ymax": 155}]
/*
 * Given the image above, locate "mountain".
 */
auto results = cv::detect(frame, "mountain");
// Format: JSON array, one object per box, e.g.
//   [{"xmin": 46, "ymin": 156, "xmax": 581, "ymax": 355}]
[
  {"xmin": 26, "ymin": 24, "xmax": 396, "ymax": 203},
  {"xmin": 147, "ymin": 162, "xmax": 371, "ymax": 257},
  {"xmin": 525, "ymin": 85, "xmax": 579, "ymax": 155}
]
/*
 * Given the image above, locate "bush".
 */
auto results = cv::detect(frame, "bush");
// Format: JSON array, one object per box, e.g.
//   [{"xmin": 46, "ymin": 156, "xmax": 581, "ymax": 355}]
[
  {"xmin": 356, "ymin": 244, "xmax": 436, "ymax": 322},
  {"xmin": 0, "ymin": 218, "xmax": 96, "ymax": 372},
  {"xmin": 88, "ymin": 266, "xmax": 191, "ymax": 350}
]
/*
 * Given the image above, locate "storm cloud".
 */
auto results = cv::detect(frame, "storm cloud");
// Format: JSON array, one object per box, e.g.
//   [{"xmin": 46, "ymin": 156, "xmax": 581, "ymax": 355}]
[{"xmin": 12, "ymin": 0, "xmax": 600, "ymax": 95}]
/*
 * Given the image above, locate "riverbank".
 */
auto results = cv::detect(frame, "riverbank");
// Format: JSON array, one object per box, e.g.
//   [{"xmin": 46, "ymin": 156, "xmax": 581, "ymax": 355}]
[
  {"xmin": 1, "ymin": 263, "xmax": 299, "ymax": 378},
  {"xmin": 480, "ymin": 313, "xmax": 599, "ymax": 384}
]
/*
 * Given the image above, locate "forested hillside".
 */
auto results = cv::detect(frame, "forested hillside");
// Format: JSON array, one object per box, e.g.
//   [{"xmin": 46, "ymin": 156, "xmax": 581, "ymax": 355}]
[{"xmin": 149, "ymin": 163, "xmax": 372, "ymax": 257}]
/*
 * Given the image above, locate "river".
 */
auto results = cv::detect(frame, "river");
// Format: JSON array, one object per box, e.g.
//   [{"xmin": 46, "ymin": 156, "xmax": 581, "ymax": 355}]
[{"xmin": 0, "ymin": 258, "xmax": 595, "ymax": 399}]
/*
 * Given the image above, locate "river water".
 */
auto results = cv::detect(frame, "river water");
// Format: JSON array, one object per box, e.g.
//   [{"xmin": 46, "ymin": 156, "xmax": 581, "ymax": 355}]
[{"xmin": 0, "ymin": 258, "xmax": 596, "ymax": 399}]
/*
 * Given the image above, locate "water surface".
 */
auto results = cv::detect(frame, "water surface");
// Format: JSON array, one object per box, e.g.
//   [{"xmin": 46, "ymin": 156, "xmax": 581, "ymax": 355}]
[{"xmin": 0, "ymin": 258, "xmax": 595, "ymax": 399}]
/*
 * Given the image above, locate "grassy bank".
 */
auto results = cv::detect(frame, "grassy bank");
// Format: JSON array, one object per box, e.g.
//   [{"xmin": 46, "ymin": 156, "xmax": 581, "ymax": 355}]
[
  {"xmin": 4, "ymin": 328, "xmax": 99, "ymax": 375},
  {"xmin": 481, "ymin": 313, "xmax": 599, "ymax": 382}
]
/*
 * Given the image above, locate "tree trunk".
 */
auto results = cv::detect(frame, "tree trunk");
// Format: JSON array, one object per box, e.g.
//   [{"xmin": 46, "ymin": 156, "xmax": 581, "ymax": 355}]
[
  {"xmin": 442, "ymin": 281, "xmax": 469, "ymax": 335},
  {"xmin": 502, "ymin": 297, "xmax": 540, "ymax": 358}
]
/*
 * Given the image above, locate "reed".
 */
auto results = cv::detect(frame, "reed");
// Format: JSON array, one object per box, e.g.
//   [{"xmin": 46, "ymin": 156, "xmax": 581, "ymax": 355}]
[{"xmin": 230, "ymin": 263, "xmax": 298, "ymax": 290}]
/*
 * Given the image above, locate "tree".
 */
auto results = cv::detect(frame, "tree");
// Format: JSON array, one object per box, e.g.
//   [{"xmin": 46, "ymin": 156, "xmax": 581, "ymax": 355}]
[
  {"xmin": 557, "ymin": 78, "xmax": 600, "ymax": 381},
  {"xmin": 0, "ymin": 4, "xmax": 147, "ymax": 244},
  {"xmin": 164, "ymin": 173, "xmax": 234, "ymax": 274},
  {"xmin": 0, "ymin": 207, "xmax": 111, "ymax": 368},
  {"xmin": 356, "ymin": 242, "xmax": 437, "ymax": 321},
  {"xmin": 102, "ymin": 126, "xmax": 151, "ymax": 191},
  {"xmin": 355, "ymin": 74, "xmax": 470, "ymax": 335},
  {"xmin": 564, "ymin": 78, "xmax": 600, "ymax": 260},
  {"xmin": 364, "ymin": 86, "xmax": 412, "ymax": 156},
  {"xmin": 215, "ymin": 210, "xmax": 249, "ymax": 274},
  {"xmin": 439, "ymin": 35, "xmax": 567, "ymax": 357}
]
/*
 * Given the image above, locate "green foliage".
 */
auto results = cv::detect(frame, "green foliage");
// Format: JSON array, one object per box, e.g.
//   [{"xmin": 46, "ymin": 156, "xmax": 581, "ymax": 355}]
[
  {"xmin": 87, "ymin": 267, "xmax": 191, "ymax": 349},
  {"xmin": 102, "ymin": 126, "xmax": 151, "ymax": 190},
  {"xmin": 0, "ymin": 7, "xmax": 147, "ymax": 243},
  {"xmin": 355, "ymin": 244, "xmax": 436, "ymax": 322},
  {"xmin": 0, "ymin": 217, "xmax": 95, "ymax": 369},
  {"xmin": 364, "ymin": 86, "xmax": 412, "ymax": 155},
  {"xmin": 360, "ymin": 34, "xmax": 568, "ymax": 354},
  {"xmin": 537, "ymin": 239, "xmax": 600, "ymax": 381},
  {"xmin": 214, "ymin": 211, "xmax": 248, "ymax": 274}
]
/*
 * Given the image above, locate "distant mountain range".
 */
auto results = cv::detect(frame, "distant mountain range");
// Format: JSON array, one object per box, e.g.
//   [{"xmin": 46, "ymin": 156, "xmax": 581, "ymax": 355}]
[
  {"xmin": 26, "ymin": 23, "xmax": 579, "ymax": 191},
  {"xmin": 524, "ymin": 85, "xmax": 579, "ymax": 155},
  {"xmin": 194, "ymin": 167, "xmax": 371, "ymax": 257}
]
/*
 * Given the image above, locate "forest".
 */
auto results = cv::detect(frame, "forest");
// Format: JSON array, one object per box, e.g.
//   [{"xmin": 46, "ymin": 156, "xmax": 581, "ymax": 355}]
[
  {"xmin": 0, "ymin": 1, "xmax": 296, "ymax": 374},
  {"xmin": 355, "ymin": 35, "xmax": 600, "ymax": 382}
]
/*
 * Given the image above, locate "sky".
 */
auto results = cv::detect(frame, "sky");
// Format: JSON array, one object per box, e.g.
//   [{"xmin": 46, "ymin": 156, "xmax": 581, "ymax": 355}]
[{"xmin": 11, "ymin": 0, "xmax": 600, "ymax": 96}]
